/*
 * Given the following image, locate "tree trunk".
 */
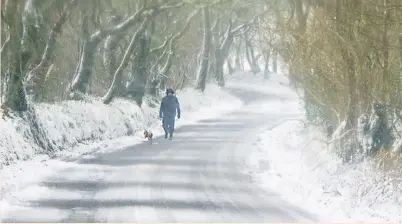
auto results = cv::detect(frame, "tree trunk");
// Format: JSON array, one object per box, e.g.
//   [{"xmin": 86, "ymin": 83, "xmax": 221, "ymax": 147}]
[
  {"xmin": 272, "ymin": 50, "xmax": 278, "ymax": 73},
  {"xmin": 3, "ymin": 52, "xmax": 28, "ymax": 112},
  {"xmin": 21, "ymin": 0, "xmax": 45, "ymax": 69},
  {"xmin": 345, "ymin": 54, "xmax": 358, "ymax": 128},
  {"xmin": 25, "ymin": 0, "xmax": 76, "ymax": 101},
  {"xmin": 214, "ymin": 50, "xmax": 225, "ymax": 87},
  {"xmin": 67, "ymin": 6, "xmax": 147, "ymax": 98},
  {"xmin": 103, "ymin": 16, "xmax": 150, "ymax": 105},
  {"xmin": 214, "ymin": 21, "xmax": 235, "ymax": 87},
  {"xmin": 227, "ymin": 58, "xmax": 234, "ymax": 75},
  {"xmin": 381, "ymin": 0, "xmax": 390, "ymax": 102},
  {"xmin": 234, "ymin": 40, "xmax": 242, "ymax": 70},
  {"xmin": 103, "ymin": 35, "xmax": 120, "ymax": 80},
  {"xmin": 215, "ymin": 52, "xmax": 225, "ymax": 86},
  {"xmin": 156, "ymin": 47, "xmax": 174, "ymax": 93},
  {"xmin": 339, "ymin": 0, "xmax": 358, "ymax": 129},
  {"xmin": 196, "ymin": 6, "xmax": 211, "ymax": 92},
  {"xmin": 103, "ymin": 19, "xmax": 128, "ymax": 97},
  {"xmin": 244, "ymin": 33, "xmax": 260, "ymax": 74},
  {"xmin": 1, "ymin": 0, "xmax": 28, "ymax": 112},
  {"xmin": 67, "ymin": 37, "xmax": 98, "ymax": 99},
  {"xmin": 245, "ymin": 40, "xmax": 253, "ymax": 70},
  {"xmin": 399, "ymin": 32, "xmax": 402, "ymax": 76},
  {"xmin": 263, "ymin": 50, "xmax": 270, "ymax": 79},
  {"xmin": 150, "ymin": 9, "xmax": 198, "ymax": 92},
  {"xmin": 125, "ymin": 31, "xmax": 151, "ymax": 106}
]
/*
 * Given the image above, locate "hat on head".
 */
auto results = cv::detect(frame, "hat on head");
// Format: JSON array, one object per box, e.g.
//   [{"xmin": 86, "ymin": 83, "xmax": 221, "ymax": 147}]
[{"xmin": 166, "ymin": 88, "xmax": 174, "ymax": 94}]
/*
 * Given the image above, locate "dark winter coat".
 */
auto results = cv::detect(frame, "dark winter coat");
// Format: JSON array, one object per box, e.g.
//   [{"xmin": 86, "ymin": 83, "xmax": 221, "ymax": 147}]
[{"xmin": 159, "ymin": 95, "xmax": 181, "ymax": 119}]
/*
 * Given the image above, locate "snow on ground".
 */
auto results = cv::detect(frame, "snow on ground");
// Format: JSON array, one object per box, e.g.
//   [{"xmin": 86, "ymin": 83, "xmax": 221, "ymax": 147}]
[
  {"xmin": 0, "ymin": 83, "xmax": 243, "ymax": 220},
  {"xmin": 239, "ymin": 70, "xmax": 402, "ymax": 222},
  {"xmin": 2, "ymin": 67, "xmax": 401, "ymax": 222}
]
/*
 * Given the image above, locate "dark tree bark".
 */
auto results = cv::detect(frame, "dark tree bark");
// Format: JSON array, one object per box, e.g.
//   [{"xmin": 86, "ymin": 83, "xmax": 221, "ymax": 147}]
[
  {"xmin": 25, "ymin": 0, "xmax": 76, "ymax": 101},
  {"xmin": 151, "ymin": 9, "xmax": 198, "ymax": 92},
  {"xmin": 244, "ymin": 33, "xmax": 260, "ymax": 74},
  {"xmin": 335, "ymin": 0, "xmax": 358, "ymax": 129},
  {"xmin": 381, "ymin": 0, "xmax": 390, "ymax": 101},
  {"xmin": 67, "ymin": 6, "xmax": 148, "ymax": 98},
  {"xmin": 129, "ymin": 32, "xmax": 151, "ymax": 106},
  {"xmin": 196, "ymin": 6, "xmax": 212, "ymax": 92},
  {"xmin": 234, "ymin": 39, "xmax": 243, "ymax": 71},
  {"xmin": 263, "ymin": 50, "xmax": 270, "ymax": 79},
  {"xmin": 213, "ymin": 21, "xmax": 247, "ymax": 87},
  {"xmin": 272, "ymin": 50, "xmax": 278, "ymax": 73},
  {"xmin": 227, "ymin": 58, "xmax": 234, "ymax": 75},
  {"xmin": 214, "ymin": 21, "xmax": 232, "ymax": 87},
  {"xmin": 103, "ymin": 15, "xmax": 124, "ymax": 80},
  {"xmin": 1, "ymin": 0, "xmax": 28, "ymax": 112},
  {"xmin": 399, "ymin": 32, "xmax": 402, "ymax": 61},
  {"xmin": 67, "ymin": 2, "xmax": 182, "ymax": 98},
  {"xmin": 103, "ymin": 16, "xmax": 151, "ymax": 105}
]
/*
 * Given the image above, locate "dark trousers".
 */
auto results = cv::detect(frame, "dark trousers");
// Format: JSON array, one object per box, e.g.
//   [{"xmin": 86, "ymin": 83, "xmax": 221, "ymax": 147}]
[{"xmin": 162, "ymin": 116, "xmax": 175, "ymax": 134}]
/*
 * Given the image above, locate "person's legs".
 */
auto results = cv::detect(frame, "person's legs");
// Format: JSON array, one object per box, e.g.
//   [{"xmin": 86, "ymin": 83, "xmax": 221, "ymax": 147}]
[
  {"xmin": 163, "ymin": 116, "xmax": 175, "ymax": 140},
  {"xmin": 169, "ymin": 118, "xmax": 175, "ymax": 138},
  {"xmin": 162, "ymin": 118, "xmax": 169, "ymax": 138}
]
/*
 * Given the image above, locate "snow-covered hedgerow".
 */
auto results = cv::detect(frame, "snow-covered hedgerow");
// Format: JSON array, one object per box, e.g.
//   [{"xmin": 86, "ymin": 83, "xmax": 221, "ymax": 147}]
[
  {"xmin": 254, "ymin": 119, "xmax": 402, "ymax": 222},
  {"xmin": 239, "ymin": 70, "xmax": 402, "ymax": 222},
  {"xmin": 0, "ymin": 84, "xmax": 242, "ymax": 168}
]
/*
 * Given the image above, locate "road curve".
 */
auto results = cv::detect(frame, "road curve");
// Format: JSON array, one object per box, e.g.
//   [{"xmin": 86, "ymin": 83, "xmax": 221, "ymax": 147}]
[{"xmin": 2, "ymin": 87, "xmax": 316, "ymax": 222}]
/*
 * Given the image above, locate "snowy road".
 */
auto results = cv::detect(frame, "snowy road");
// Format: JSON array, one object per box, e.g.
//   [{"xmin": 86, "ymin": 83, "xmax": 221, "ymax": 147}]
[{"xmin": 2, "ymin": 87, "xmax": 316, "ymax": 222}]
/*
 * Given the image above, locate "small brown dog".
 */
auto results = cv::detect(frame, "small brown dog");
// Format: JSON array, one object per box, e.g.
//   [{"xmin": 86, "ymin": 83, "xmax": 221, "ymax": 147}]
[{"xmin": 143, "ymin": 130, "xmax": 153, "ymax": 142}]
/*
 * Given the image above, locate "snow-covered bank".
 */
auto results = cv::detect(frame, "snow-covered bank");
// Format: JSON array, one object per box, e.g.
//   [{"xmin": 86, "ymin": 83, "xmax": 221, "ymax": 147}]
[
  {"xmin": 253, "ymin": 120, "xmax": 402, "ymax": 221},
  {"xmin": 0, "ymin": 84, "xmax": 243, "ymax": 219},
  {"xmin": 0, "ymin": 84, "xmax": 241, "ymax": 167},
  {"xmin": 242, "ymin": 71, "xmax": 402, "ymax": 222}
]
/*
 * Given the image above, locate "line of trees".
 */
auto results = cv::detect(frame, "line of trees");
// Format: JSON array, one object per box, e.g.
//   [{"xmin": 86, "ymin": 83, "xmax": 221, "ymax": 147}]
[
  {"xmin": 0, "ymin": 0, "xmax": 266, "ymax": 112},
  {"xmin": 259, "ymin": 0, "xmax": 402, "ymax": 158}
]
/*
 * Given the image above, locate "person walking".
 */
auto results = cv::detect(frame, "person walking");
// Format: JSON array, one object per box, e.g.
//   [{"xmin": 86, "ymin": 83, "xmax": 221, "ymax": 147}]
[{"xmin": 159, "ymin": 88, "xmax": 181, "ymax": 140}]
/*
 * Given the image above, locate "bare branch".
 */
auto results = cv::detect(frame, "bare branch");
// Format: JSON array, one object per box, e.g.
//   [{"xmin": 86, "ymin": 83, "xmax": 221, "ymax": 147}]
[
  {"xmin": 150, "ymin": 34, "xmax": 173, "ymax": 54},
  {"xmin": 171, "ymin": 9, "xmax": 199, "ymax": 43}
]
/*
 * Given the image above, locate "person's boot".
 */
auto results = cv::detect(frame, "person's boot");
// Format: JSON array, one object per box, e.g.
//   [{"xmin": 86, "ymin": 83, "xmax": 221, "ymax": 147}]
[
  {"xmin": 164, "ymin": 132, "xmax": 168, "ymax": 139},
  {"xmin": 169, "ymin": 132, "xmax": 173, "ymax": 140}
]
